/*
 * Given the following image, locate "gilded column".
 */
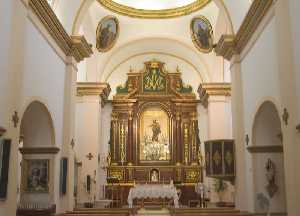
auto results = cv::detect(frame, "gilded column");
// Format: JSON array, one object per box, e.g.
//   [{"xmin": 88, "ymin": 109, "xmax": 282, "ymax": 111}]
[
  {"xmin": 110, "ymin": 112, "xmax": 118, "ymax": 163},
  {"xmin": 190, "ymin": 112, "xmax": 198, "ymax": 164},
  {"xmin": 127, "ymin": 108, "xmax": 133, "ymax": 165},
  {"xmin": 183, "ymin": 123, "xmax": 189, "ymax": 165},
  {"xmin": 175, "ymin": 111, "xmax": 182, "ymax": 164},
  {"xmin": 119, "ymin": 121, "xmax": 126, "ymax": 165}
]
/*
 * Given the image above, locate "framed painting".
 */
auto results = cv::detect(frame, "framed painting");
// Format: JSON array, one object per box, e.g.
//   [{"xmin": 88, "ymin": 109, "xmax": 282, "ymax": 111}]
[
  {"xmin": 96, "ymin": 15, "xmax": 119, "ymax": 52},
  {"xmin": 0, "ymin": 139, "xmax": 11, "ymax": 200},
  {"xmin": 139, "ymin": 107, "xmax": 170, "ymax": 162},
  {"xmin": 190, "ymin": 16, "xmax": 214, "ymax": 53},
  {"xmin": 25, "ymin": 159, "xmax": 49, "ymax": 193}
]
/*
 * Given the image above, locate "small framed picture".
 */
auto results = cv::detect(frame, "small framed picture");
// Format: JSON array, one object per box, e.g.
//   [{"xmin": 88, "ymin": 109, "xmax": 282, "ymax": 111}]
[{"xmin": 25, "ymin": 159, "xmax": 49, "ymax": 193}]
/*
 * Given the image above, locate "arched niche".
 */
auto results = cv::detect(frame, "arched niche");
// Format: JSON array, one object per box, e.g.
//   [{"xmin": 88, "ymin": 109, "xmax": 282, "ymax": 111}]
[
  {"xmin": 20, "ymin": 101, "xmax": 55, "ymax": 148},
  {"xmin": 18, "ymin": 101, "xmax": 56, "ymax": 207},
  {"xmin": 251, "ymin": 101, "xmax": 287, "ymax": 214}
]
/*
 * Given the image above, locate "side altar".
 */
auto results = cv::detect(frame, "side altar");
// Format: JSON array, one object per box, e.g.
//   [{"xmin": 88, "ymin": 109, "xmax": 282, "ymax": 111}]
[{"xmin": 106, "ymin": 60, "xmax": 203, "ymax": 206}]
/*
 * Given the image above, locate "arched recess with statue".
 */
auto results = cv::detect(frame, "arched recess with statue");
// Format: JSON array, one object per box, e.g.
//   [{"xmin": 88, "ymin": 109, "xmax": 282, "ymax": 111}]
[
  {"xmin": 18, "ymin": 101, "xmax": 58, "ymax": 211},
  {"xmin": 249, "ymin": 101, "xmax": 287, "ymax": 214}
]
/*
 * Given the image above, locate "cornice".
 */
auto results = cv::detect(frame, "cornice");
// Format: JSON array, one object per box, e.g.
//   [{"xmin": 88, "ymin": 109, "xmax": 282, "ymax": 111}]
[
  {"xmin": 214, "ymin": 35, "xmax": 236, "ymax": 61},
  {"xmin": 0, "ymin": 126, "xmax": 6, "ymax": 137},
  {"xmin": 247, "ymin": 145, "xmax": 283, "ymax": 153},
  {"xmin": 19, "ymin": 147, "xmax": 60, "ymax": 154},
  {"xmin": 201, "ymin": 83, "xmax": 231, "ymax": 96},
  {"xmin": 71, "ymin": 35, "xmax": 93, "ymax": 62},
  {"xmin": 28, "ymin": 0, "xmax": 92, "ymax": 63},
  {"xmin": 215, "ymin": 0, "xmax": 273, "ymax": 61},
  {"xmin": 198, "ymin": 83, "xmax": 231, "ymax": 108},
  {"xmin": 97, "ymin": 0, "xmax": 211, "ymax": 19},
  {"xmin": 77, "ymin": 82, "xmax": 111, "ymax": 106}
]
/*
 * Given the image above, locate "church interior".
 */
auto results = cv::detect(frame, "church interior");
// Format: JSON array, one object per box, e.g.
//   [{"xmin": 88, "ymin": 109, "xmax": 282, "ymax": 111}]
[{"xmin": 0, "ymin": 0, "xmax": 300, "ymax": 215}]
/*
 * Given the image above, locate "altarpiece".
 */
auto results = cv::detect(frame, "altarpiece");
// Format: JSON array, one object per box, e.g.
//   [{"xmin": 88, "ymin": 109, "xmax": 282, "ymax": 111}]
[{"xmin": 106, "ymin": 60, "xmax": 202, "ymax": 205}]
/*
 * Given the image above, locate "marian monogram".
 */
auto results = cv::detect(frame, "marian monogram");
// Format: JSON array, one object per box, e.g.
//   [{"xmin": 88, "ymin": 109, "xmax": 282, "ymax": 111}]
[{"xmin": 143, "ymin": 61, "xmax": 166, "ymax": 92}]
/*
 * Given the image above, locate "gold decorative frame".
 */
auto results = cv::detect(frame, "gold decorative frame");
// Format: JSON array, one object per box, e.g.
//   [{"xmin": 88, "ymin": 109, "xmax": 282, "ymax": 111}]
[
  {"xmin": 96, "ymin": 15, "xmax": 120, "ymax": 52},
  {"xmin": 97, "ymin": 0, "xmax": 211, "ymax": 19},
  {"xmin": 190, "ymin": 15, "xmax": 214, "ymax": 53}
]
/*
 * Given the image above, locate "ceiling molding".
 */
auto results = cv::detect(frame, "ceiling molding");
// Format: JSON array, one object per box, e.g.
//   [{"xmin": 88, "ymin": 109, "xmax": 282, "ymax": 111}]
[
  {"xmin": 77, "ymin": 82, "xmax": 111, "ymax": 106},
  {"xmin": 19, "ymin": 147, "xmax": 60, "ymax": 154},
  {"xmin": 97, "ymin": 0, "xmax": 211, "ymax": 19},
  {"xmin": 28, "ymin": 0, "xmax": 92, "ymax": 63},
  {"xmin": 247, "ymin": 145, "xmax": 283, "ymax": 153},
  {"xmin": 214, "ymin": 0, "xmax": 273, "ymax": 60}
]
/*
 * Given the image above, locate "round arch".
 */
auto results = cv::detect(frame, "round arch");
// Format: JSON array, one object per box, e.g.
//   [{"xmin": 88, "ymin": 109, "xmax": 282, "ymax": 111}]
[
  {"xmin": 100, "ymin": 37, "xmax": 211, "ymax": 83},
  {"xmin": 251, "ymin": 100, "xmax": 287, "ymax": 214},
  {"xmin": 20, "ymin": 100, "xmax": 55, "ymax": 148}
]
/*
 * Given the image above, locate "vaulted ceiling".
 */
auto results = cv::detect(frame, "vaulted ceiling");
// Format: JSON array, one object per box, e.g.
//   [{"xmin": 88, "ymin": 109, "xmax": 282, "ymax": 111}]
[{"xmin": 52, "ymin": 0, "xmax": 252, "ymax": 85}]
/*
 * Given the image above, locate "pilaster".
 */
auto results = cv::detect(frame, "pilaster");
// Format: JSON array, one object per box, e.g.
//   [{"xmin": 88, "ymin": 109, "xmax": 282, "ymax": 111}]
[{"xmin": 274, "ymin": 1, "xmax": 300, "ymax": 215}]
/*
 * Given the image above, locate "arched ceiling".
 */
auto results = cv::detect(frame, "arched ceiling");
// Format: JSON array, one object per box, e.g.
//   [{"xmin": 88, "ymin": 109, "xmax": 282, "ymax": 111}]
[
  {"xmin": 54, "ymin": 0, "xmax": 252, "ymax": 35},
  {"xmin": 53, "ymin": 0, "xmax": 252, "ymax": 85}
]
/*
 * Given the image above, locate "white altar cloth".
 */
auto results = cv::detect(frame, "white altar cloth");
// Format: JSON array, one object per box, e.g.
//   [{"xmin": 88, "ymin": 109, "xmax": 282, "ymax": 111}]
[{"xmin": 127, "ymin": 184, "xmax": 179, "ymax": 208}]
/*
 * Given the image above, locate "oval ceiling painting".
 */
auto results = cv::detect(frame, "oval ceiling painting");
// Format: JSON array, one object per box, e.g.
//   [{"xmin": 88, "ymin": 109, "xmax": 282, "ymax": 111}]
[
  {"xmin": 96, "ymin": 16, "xmax": 119, "ymax": 52},
  {"xmin": 190, "ymin": 16, "xmax": 214, "ymax": 53}
]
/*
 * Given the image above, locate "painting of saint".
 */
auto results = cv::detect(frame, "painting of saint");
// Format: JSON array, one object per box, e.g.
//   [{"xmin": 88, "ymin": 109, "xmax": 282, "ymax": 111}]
[
  {"xmin": 191, "ymin": 16, "xmax": 214, "ymax": 53},
  {"xmin": 139, "ymin": 107, "xmax": 170, "ymax": 161},
  {"xmin": 96, "ymin": 16, "xmax": 119, "ymax": 52},
  {"xmin": 26, "ymin": 160, "xmax": 49, "ymax": 193}
]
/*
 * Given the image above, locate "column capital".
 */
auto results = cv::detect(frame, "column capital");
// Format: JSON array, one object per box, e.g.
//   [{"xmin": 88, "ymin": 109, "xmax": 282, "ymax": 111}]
[
  {"xmin": 198, "ymin": 83, "xmax": 231, "ymax": 108},
  {"xmin": 77, "ymin": 82, "xmax": 111, "ymax": 106}
]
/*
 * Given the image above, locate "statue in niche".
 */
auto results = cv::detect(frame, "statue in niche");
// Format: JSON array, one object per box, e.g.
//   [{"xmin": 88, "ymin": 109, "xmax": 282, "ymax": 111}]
[
  {"xmin": 149, "ymin": 120, "xmax": 161, "ymax": 142},
  {"xmin": 265, "ymin": 159, "xmax": 278, "ymax": 198}
]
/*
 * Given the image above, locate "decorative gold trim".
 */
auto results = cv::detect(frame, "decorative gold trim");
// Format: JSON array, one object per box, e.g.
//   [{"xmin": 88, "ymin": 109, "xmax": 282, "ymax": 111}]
[
  {"xmin": 96, "ymin": 15, "xmax": 120, "ymax": 52},
  {"xmin": 247, "ymin": 145, "xmax": 283, "ymax": 153},
  {"xmin": 201, "ymin": 83, "xmax": 231, "ymax": 96},
  {"xmin": 197, "ymin": 84, "xmax": 209, "ymax": 108},
  {"xmin": 214, "ymin": 0, "xmax": 273, "ymax": 60},
  {"xmin": 190, "ymin": 16, "xmax": 214, "ymax": 53},
  {"xmin": 214, "ymin": 35, "xmax": 235, "ymax": 61},
  {"xmin": 184, "ymin": 123, "xmax": 189, "ymax": 165},
  {"xmin": 97, "ymin": 0, "xmax": 211, "ymax": 19},
  {"xmin": 197, "ymin": 83, "xmax": 230, "ymax": 107},
  {"xmin": 71, "ymin": 35, "xmax": 93, "ymax": 62},
  {"xmin": 19, "ymin": 147, "xmax": 60, "ymax": 154},
  {"xmin": 29, "ymin": 0, "xmax": 92, "ymax": 62},
  {"xmin": 77, "ymin": 82, "xmax": 111, "ymax": 106},
  {"xmin": 0, "ymin": 126, "xmax": 6, "ymax": 137}
]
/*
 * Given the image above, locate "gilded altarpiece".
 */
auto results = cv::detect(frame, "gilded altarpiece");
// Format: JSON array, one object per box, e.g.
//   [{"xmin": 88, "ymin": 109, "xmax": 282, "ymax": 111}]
[{"xmin": 106, "ymin": 60, "xmax": 202, "ymax": 205}]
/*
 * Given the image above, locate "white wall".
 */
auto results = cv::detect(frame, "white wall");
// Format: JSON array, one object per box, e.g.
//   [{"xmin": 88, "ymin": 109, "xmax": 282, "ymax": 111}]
[
  {"xmin": 75, "ymin": 96, "xmax": 101, "ymax": 203},
  {"xmin": 288, "ymin": 0, "xmax": 300, "ymax": 127},
  {"xmin": 0, "ymin": 0, "xmax": 74, "ymax": 214},
  {"xmin": 240, "ymin": 16, "xmax": 280, "ymax": 212}
]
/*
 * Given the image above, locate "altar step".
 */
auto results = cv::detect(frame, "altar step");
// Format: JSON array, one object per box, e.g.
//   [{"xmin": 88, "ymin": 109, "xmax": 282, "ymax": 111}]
[
  {"xmin": 63, "ymin": 208, "xmax": 132, "ymax": 216},
  {"xmin": 62, "ymin": 207, "xmax": 253, "ymax": 216},
  {"xmin": 137, "ymin": 208, "xmax": 171, "ymax": 216},
  {"xmin": 169, "ymin": 208, "xmax": 253, "ymax": 216}
]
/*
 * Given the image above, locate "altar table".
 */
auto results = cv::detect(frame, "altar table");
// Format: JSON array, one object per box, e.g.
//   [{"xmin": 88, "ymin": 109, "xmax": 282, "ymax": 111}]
[{"xmin": 127, "ymin": 184, "xmax": 179, "ymax": 208}]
